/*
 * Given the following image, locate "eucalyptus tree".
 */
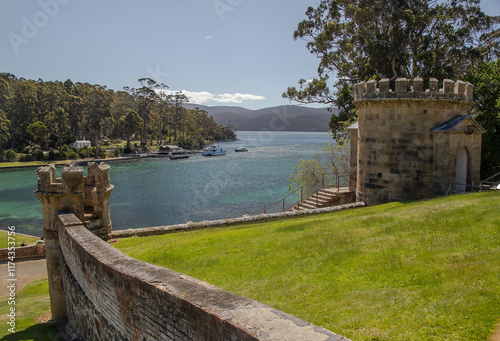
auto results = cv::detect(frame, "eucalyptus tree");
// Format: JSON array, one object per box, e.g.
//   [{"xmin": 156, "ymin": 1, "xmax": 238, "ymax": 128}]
[
  {"xmin": 155, "ymin": 83, "xmax": 170, "ymax": 146},
  {"xmin": 119, "ymin": 109, "xmax": 143, "ymax": 151},
  {"xmin": 47, "ymin": 107, "xmax": 70, "ymax": 148},
  {"xmin": 170, "ymin": 91, "xmax": 189, "ymax": 143},
  {"xmin": 26, "ymin": 121, "xmax": 49, "ymax": 148},
  {"xmin": 284, "ymin": 0, "xmax": 500, "ymax": 138},
  {"xmin": 8, "ymin": 79, "xmax": 38, "ymax": 149},
  {"xmin": 467, "ymin": 60, "xmax": 500, "ymax": 177},
  {"xmin": 82, "ymin": 84, "xmax": 113, "ymax": 158},
  {"xmin": 0, "ymin": 109, "xmax": 10, "ymax": 150}
]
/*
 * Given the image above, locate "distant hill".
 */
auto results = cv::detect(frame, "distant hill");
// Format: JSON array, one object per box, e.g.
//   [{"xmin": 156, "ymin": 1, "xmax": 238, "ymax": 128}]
[{"xmin": 183, "ymin": 104, "xmax": 334, "ymax": 132}]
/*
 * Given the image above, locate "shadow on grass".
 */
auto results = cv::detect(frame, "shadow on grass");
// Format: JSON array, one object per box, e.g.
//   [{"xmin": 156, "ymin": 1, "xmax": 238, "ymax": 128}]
[{"xmin": 0, "ymin": 323, "xmax": 64, "ymax": 341}]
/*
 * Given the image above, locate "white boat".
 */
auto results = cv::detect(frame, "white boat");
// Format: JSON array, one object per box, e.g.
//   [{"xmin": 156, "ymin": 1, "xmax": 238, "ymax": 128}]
[{"xmin": 202, "ymin": 144, "xmax": 226, "ymax": 156}]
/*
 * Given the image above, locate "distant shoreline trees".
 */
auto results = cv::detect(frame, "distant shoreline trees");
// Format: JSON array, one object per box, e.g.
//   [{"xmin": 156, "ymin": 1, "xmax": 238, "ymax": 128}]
[{"xmin": 0, "ymin": 74, "xmax": 236, "ymax": 161}]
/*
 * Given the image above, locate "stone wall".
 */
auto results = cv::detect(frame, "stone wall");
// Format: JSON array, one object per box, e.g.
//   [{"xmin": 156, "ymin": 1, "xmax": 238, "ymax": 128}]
[
  {"xmin": 352, "ymin": 78, "xmax": 484, "ymax": 205},
  {"xmin": 0, "ymin": 241, "xmax": 45, "ymax": 262},
  {"xmin": 57, "ymin": 213, "xmax": 350, "ymax": 341}
]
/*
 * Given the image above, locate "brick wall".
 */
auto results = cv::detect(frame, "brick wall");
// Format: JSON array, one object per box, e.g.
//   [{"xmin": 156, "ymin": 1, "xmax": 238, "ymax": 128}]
[
  {"xmin": 57, "ymin": 213, "xmax": 350, "ymax": 341},
  {"xmin": 0, "ymin": 242, "xmax": 45, "ymax": 262}
]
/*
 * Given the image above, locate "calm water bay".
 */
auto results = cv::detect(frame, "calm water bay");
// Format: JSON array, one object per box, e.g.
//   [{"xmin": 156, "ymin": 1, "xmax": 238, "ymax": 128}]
[{"xmin": 0, "ymin": 131, "xmax": 333, "ymax": 236}]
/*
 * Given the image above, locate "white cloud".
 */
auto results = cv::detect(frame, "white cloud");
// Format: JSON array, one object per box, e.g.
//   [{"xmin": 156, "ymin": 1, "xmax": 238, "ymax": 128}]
[
  {"xmin": 205, "ymin": 35, "xmax": 213, "ymax": 39},
  {"xmin": 159, "ymin": 89, "xmax": 265, "ymax": 104}
]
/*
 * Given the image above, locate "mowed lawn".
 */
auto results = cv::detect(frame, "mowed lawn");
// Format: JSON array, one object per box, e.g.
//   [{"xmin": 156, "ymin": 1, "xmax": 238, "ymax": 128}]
[{"xmin": 114, "ymin": 192, "xmax": 500, "ymax": 341}]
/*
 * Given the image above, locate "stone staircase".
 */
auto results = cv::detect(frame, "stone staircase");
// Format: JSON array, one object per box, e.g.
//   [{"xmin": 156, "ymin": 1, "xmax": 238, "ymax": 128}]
[{"xmin": 295, "ymin": 187, "xmax": 352, "ymax": 210}]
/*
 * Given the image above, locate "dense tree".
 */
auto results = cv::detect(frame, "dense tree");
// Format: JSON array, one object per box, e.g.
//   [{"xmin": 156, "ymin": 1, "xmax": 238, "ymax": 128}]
[
  {"xmin": 467, "ymin": 60, "xmax": 500, "ymax": 178},
  {"xmin": 170, "ymin": 91, "xmax": 189, "ymax": 143},
  {"xmin": 26, "ymin": 121, "xmax": 49, "ymax": 148},
  {"xmin": 0, "ymin": 74, "xmax": 236, "ymax": 160},
  {"xmin": 155, "ymin": 83, "xmax": 170, "ymax": 146},
  {"xmin": 284, "ymin": 0, "xmax": 500, "ymax": 138},
  {"xmin": 119, "ymin": 110, "xmax": 143, "ymax": 151},
  {"xmin": 82, "ymin": 84, "xmax": 113, "ymax": 158},
  {"xmin": 0, "ymin": 109, "xmax": 10, "ymax": 148}
]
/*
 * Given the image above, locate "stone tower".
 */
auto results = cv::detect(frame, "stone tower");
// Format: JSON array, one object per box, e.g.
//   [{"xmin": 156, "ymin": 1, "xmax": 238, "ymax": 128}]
[
  {"xmin": 35, "ymin": 162, "xmax": 113, "ymax": 319},
  {"xmin": 350, "ymin": 78, "xmax": 485, "ymax": 205}
]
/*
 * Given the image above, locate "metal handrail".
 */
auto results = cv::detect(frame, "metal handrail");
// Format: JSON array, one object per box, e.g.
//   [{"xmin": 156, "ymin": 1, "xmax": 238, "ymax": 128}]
[{"xmin": 260, "ymin": 172, "xmax": 350, "ymax": 214}]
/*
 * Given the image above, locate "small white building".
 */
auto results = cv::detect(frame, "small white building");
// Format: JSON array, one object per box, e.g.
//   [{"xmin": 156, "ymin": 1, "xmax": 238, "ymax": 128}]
[{"xmin": 71, "ymin": 140, "xmax": 91, "ymax": 149}]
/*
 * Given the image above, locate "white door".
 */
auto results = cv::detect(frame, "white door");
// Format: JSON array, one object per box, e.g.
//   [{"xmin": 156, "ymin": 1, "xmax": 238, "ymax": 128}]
[{"xmin": 456, "ymin": 147, "xmax": 467, "ymax": 192}]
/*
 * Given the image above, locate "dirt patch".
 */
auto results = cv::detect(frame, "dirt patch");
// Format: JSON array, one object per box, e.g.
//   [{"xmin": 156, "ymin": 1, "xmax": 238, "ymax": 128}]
[
  {"xmin": 0, "ymin": 259, "xmax": 47, "ymax": 297},
  {"xmin": 490, "ymin": 323, "xmax": 500, "ymax": 341}
]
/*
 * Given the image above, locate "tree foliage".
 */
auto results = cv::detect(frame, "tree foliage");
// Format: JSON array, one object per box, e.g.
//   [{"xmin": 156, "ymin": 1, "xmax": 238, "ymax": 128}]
[
  {"xmin": 284, "ymin": 0, "xmax": 500, "ymax": 138},
  {"xmin": 0, "ymin": 73, "xmax": 236, "ymax": 159},
  {"xmin": 467, "ymin": 60, "xmax": 500, "ymax": 178}
]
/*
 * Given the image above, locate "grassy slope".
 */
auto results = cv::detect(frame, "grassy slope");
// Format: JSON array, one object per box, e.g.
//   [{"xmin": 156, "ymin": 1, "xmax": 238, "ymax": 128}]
[
  {"xmin": 0, "ymin": 279, "xmax": 62, "ymax": 340},
  {"xmin": 0, "ymin": 231, "xmax": 39, "ymax": 248},
  {"xmin": 115, "ymin": 191, "xmax": 500, "ymax": 341}
]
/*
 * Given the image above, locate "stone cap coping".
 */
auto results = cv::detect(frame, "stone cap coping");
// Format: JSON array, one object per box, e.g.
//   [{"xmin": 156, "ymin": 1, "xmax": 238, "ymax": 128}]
[
  {"xmin": 354, "ymin": 78, "xmax": 473, "ymax": 102},
  {"xmin": 111, "ymin": 202, "xmax": 365, "ymax": 239},
  {"xmin": 60, "ymin": 213, "xmax": 352, "ymax": 341}
]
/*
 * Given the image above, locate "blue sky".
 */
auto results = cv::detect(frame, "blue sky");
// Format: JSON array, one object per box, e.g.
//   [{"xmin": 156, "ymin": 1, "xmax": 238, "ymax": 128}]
[{"xmin": 1, "ymin": 0, "xmax": 499, "ymax": 110}]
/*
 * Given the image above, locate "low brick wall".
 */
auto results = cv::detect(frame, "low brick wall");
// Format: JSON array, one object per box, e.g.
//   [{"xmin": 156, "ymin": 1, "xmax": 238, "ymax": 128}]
[
  {"xmin": 58, "ymin": 213, "xmax": 350, "ymax": 341},
  {"xmin": 111, "ymin": 201, "xmax": 365, "ymax": 239},
  {"xmin": 0, "ymin": 242, "xmax": 45, "ymax": 262}
]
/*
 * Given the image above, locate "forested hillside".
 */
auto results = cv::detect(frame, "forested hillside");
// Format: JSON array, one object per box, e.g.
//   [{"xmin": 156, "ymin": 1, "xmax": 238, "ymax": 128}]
[
  {"xmin": 183, "ymin": 104, "xmax": 333, "ymax": 132},
  {"xmin": 0, "ymin": 74, "xmax": 235, "ymax": 161}
]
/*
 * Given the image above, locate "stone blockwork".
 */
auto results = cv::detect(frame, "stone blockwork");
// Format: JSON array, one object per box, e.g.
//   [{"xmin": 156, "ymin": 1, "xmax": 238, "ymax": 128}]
[
  {"xmin": 112, "ymin": 202, "xmax": 365, "ymax": 239},
  {"xmin": 0, "ymin": 241, "xmax": 45, "ymax": 262},
  {"xmin": 35, "ymin": 162, "xmax": 114, "ymax": 320},
  {"xmin": 58, "ymin": 213, "xmax": 350, "ymax": 341},
  {"xmin": 351, "ymin": 78, "xmax": 484, "ymax": 205}
]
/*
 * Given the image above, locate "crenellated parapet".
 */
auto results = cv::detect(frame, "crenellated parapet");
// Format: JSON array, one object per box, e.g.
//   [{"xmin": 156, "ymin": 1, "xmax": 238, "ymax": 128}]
[
  {"xmin": 35, "ymin": 162, "xmax": 113, "ymax": 240},
  {"xmin": 354, "ymin": 78, "xmax": 474, "ymax": 102}
]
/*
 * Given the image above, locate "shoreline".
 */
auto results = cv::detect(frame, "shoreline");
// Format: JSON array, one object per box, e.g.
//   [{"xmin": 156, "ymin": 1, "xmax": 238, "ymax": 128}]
[{"xmin": 0, "ymin": 151, "xmax": 206, "ymax": 170}]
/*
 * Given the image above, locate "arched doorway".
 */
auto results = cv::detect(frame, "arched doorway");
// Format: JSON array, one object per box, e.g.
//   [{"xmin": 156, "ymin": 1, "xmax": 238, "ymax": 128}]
[{"xmin": 456, "ymin": 147, "xmax": 468, "ymax": 192}]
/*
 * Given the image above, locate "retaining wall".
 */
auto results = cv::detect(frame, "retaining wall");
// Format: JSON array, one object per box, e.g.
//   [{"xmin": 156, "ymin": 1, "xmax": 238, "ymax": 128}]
[
  {"xmin": 58, "ymin": 213, "xmax": 351, "ymax": 341},
  {"xmin": 0, "ymin": 242, "xmax": 45, "ymax": 262}
]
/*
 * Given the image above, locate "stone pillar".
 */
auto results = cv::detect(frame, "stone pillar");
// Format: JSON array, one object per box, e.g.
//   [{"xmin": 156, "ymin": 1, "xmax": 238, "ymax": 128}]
[
  {"xmin": 35, "ymin": 164, "xmax": 84, "ymax": 320},
  {"xmin": 35, "ymin": 162, "xmax": 114, "ymax": 320}
]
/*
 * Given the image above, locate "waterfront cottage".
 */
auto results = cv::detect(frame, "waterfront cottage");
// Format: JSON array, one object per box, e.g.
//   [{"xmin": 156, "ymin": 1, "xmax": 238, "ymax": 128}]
[{"xmin": 71, "ymin": 140, "xmax": 91, "ymax": 149}]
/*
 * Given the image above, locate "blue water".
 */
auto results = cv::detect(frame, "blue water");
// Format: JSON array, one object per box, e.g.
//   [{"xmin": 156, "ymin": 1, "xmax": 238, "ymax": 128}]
[{"xmin": 0, "ymin": 131, "xmax": 333, "ymax": 236}]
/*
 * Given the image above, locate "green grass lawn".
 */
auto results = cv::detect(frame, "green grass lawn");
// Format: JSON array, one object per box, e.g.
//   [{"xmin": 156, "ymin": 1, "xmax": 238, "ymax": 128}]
[
  {"xmin": 0, "ymin": 231, "xmax": 39, "ymax": 248},
  {"xmin": 114, "ymin": 191, "xmax": 500, "ymax": 341},
  {"xmin": 0, "ymin": 279, "xmax": 62, "ymax": 340}
]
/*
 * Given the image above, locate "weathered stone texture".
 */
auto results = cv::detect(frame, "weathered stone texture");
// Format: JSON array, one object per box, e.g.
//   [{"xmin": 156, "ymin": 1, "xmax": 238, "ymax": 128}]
[
  {"xmin": 58, "ymin": 214, "xmax": 350, "ymax": 341},
  {"xmin": 0, "ymin": 241, "xmax": 45, "ymax": 262},
  {"xmin": 352, "ymin": 79, "xmax": 483, "ymax": 205}
]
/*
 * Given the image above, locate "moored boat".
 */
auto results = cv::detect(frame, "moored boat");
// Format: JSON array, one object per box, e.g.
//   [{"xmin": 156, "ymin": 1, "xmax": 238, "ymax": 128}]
[
  {"xmin": 234, "ymin": 147, "xmax": 248, "ymax": 152},
  {"xmin": 202, "ymin": 144, "xmax": 226, "ymax": 156}
]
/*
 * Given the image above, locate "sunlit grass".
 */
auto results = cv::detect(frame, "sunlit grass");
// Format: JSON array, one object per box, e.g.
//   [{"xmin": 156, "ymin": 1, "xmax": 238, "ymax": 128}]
[
  {"xmin": 115, "ymin": 191, "xmax": 500, "ymax": 341},
  {"xmin": 0, "ymin": 279, "xmax": 62, "ymax": 340},
  {"xmin": 0, "ymin": 231, "xmax": 39, "ymax": 248}
]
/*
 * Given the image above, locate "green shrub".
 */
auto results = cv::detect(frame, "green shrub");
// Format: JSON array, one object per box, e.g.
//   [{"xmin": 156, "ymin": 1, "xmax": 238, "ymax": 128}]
[
  {"xmin": 113, "ymin": 149, "xmax": 121, "ymax": 157},
  {"xmin": 32, "ymin": 149, "xmax": 44, "ymax": 161},
  {"xmin": 68, "ymin": 151, "xmax": 79, "ymax": 160},
  {"xmin": 78, "ymin": 146, "xmax": 90, "ymax": 158},
  {"xmin": 19, "ymin": 153, "xmax": 33, "ymax": 162},
  {"xmin": 47, "ymin": 150, "xmax": 59, "ymax": 160},
  {"xmin": 5, "ymin": 149, "xmax": 17, "ymax": 161}
]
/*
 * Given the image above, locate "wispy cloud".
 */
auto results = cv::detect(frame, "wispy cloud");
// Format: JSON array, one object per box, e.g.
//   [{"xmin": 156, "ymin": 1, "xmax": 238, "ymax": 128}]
[
  {"xmin": 205, "ymin": 35, "xmax": 213, "ymax": 39},
  {"xmin": 160, "ymin": 89, "xmax": 265, "ymax": 104}
]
